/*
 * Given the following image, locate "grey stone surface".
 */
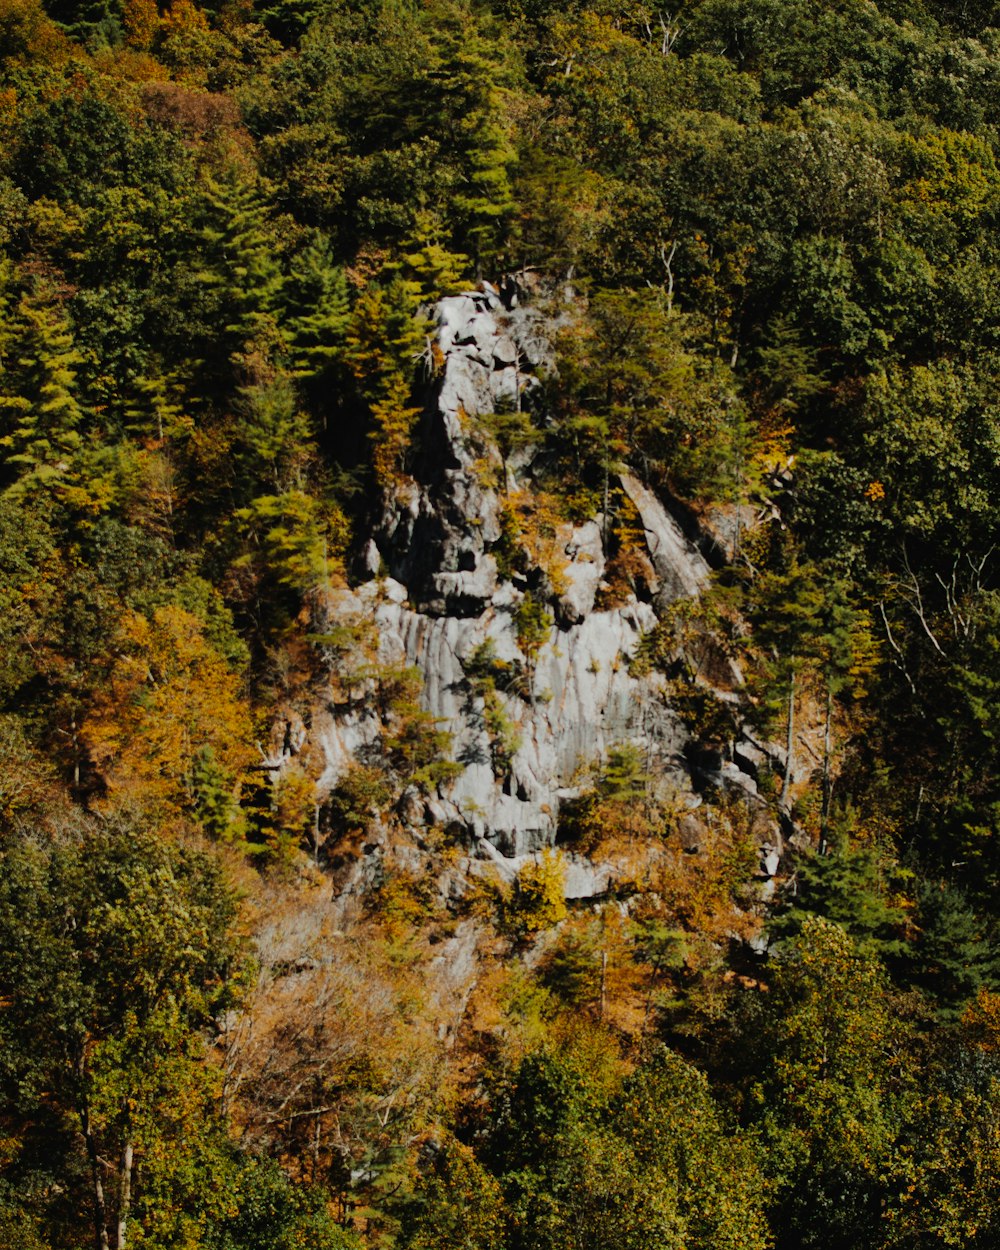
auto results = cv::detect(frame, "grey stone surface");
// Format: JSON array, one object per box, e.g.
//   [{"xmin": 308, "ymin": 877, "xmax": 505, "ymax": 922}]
[
  {"xmin": 309, "ymin": 288, "xmax": 762, "ymax": 857},
  {"xmin": 619, "ymin": 471, "xmax": 711, "ymax": 603}
]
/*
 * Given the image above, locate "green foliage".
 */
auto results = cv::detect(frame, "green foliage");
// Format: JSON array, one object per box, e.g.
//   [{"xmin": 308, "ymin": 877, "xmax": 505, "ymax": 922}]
[
  {"xmin": 540, "ymin": 922, "xmax": 603, "ymax": 1007},
  {"xmin": 397, "ymin": 1137, "xmax": 504, "ymax": 1250},
  {"xmin": 282, "ymin": 235, "xmax": 350, "ymax": 379},
  {"xmin": 905, "ymin": 880, "xmax": 1000, "ymax": 1020},
  {"xmin": 234, "ymin": 489, "xmax": 343, "ymax": 594},
  {"xmin": 373, "ymin": 662, "xmax": 463, "ymax": 792},
  {"xmin": 612, "ymin": 1048, "xmax": 771, "ymax": 1250},
  {"xmin": 770, "ymin": 843, "xmax": 907, "ymax": 962},
  {"xmin": 596, "ymin": 742, "xmax": 649, "ymax": 802},
  {"xmin": 11, "ymin": 0, "xmax": 1000, "ymax": 1242},
  {"xmin": 514, "ymin": 592, "xmax": 551, "ymax": 676},
  {"xmin": 204, "ymin": 1154, "xmax": 362, "ymax": 1250},
  {"xmin": 0, "ymin": 821, "xmax": 248, "ymax": 1247},
  {"xmin": 459, "ymin": 1039, "xmax": 769, "ymax": 1250},
  {"xmin": 327, "ymin": 762, "xmax": 395, "ymax": 831},
  {"xmin": 463, "ymin": 639, "xmax": 523, "ymax": 775},
  {"xmin": 740, "ymin": 916, "xmax": 903, "ymax": 1247},
  {"xmin": 0, "ymin": 284, "xmax": 84, "ymax": 499},
  {"xmin": 553, "ymin": 289, "xmax": 741, "ymax": 501},
  {"xmin": 190, "ymin": 744, "xmax": 239, "ymax": 840},
  {"xmin": 397, "ymin": 210, "xmax": 471, "ymax": 301}
]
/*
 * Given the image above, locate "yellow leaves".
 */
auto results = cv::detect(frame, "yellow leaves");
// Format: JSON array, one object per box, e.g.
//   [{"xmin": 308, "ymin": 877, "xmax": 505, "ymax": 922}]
[
  {"xmin": 900, "ymin": 129, "xmax": 1000, "ymax": 238},
  {"xmin": 0, "ymin": 0, "xmax": 71, "ymax": 68},
  {"xmin": 121, "ymin": 0, "xmax": 158, "ymax": 48},
  {"xmin": 81, "ymin": 604, "xmax": 253, "ymax": 820},
  {"xmin": 160, "ymin": 0, "xmax": 209, "ymax": 36},
  {"xmin": 498, "ymin": 488, "xmax": 570, "ymax": 594},
  {"xmin": 960, "ymin": 988, "xmax": 1000, "ymax": 1052},
  {"xmin": 508, "ymin": 848, "xmax": 567, "ymax": 936},
  {"xmin": 369, "ymin": 384, "xmax": 422, "ymax": 492}
]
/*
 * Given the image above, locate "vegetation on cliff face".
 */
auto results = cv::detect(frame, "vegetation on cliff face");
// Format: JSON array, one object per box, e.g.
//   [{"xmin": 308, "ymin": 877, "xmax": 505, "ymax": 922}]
[{"xmin": 5, "ymin": 0, "xmax": 1000, "ymax": 1245}]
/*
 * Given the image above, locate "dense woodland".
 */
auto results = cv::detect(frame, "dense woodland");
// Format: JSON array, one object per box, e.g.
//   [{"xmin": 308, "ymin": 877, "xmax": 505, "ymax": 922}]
[{"xmin": 6, "ymin": 0, "xmax": 1000, "ymax": 1245}]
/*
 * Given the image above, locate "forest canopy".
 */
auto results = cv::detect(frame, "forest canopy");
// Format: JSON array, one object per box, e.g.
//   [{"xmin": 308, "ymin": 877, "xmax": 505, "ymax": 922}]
[{"xmin": 5, "ymin": 0, "xmax": 1000, "ymax": 1246}]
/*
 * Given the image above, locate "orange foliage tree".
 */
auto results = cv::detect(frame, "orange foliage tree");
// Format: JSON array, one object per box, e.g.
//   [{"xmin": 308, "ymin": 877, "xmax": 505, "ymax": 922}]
[{"xmin": 82, "ymin": 604, "xmax": 253, "ymax": 821}]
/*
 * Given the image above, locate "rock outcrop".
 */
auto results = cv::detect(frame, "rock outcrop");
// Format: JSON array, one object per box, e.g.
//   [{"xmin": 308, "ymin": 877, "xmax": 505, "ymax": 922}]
[{"xmin": 299, "ymin": 284, "xmax": 766, "ymax": 868}]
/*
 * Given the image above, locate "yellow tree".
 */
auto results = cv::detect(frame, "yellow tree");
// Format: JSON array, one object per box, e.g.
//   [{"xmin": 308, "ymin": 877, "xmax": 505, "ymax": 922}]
[{"xmin": 81, "ymin": 604, "xmax": 253, "ymax": 823}]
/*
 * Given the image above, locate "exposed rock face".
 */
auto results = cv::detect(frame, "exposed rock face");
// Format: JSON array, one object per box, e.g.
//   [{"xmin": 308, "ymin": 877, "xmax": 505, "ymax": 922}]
[
  {"xmin": 312, "ymin": 286, "xmax": 747, "ymax": 858},
  {"xmin": 619, "ymin": 473, "xmax": 711, "ymax": 604}
]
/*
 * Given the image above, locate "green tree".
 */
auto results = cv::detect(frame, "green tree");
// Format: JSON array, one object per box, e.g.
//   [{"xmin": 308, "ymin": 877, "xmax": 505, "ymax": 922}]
[
  {"xmin": 423, "ymin": 3, "xmax": 518, "ymax": 271},
  {"xmin": 770, "ymin": 842, "xmax": 906, "ymax": 963},
  {"xmin": 282, "ymin": 236, "xmax": 350, "ymax": 381},
  {"xmin": 743, "ymin": 916, "xmax": 903, "ymax": 1249},
  {"xmin": 0, "ymin": 287, "xmax": 84, "ymax": 498},
  {"xmin": 881, "ymin": 1050, "xmax": 1000, "ymax": 1250},
  {"xmin": 746, "ymin": 559, "xmax": 873, "ymax": 829},
  {"xmin": 345, "ymin": 277, "xmax": 426, "ymax": 491},
  {"xmin": 906, "ymin": 881, "xmax": 999, "ymax": 1020},
  {"xmin": 554, "ymin": 290, "xmax": 740, "ymax": 509},
  {"xmin": 398, "ymin": 209, "xmax": 471, "ymax": 301},
  {"xmin": 613, "ymin": 1048, "xmax": 770, "ymax": 1250},
  {"xmin": 398, "ymin": 1137, "xmax": 505, "ymax": 1250},
  {"xmin": 234, "ymin": 489, "xmax": 345, "ymax": 597},
  {"xmin": 0, "ymin": 822, "xmax": 246, "ymax": 1250},
  {"xmin": 234, "ymin": 375, "xmax": 315, "ymax": 496},
  {"xmin": 193, "ymin": 174, "xmax": 285, "ymax": 373}
]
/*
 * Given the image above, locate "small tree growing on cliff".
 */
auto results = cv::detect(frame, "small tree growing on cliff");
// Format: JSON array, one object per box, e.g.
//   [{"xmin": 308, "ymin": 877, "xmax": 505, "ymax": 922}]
[
  {"xmin": 507, "ymin": 848, "xmax": 568, "ymax": 938},
  {"xmin": 345, "ymin": 278, "xmax": 426, "ymax": 492},
  {"xmin": 515, "ymin": 592, "xmax": 552, "ymax": 704}
]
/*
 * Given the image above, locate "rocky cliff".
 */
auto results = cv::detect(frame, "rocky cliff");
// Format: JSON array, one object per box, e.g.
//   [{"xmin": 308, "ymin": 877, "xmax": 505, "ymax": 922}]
[{"xmin": 277, "ymin": 283, "xmax": 771, "ymax": 887}]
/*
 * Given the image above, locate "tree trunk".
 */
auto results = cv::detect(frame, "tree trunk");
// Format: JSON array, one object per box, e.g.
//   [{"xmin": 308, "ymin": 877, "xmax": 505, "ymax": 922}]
[
  {"xmin": 115, "ymin": 1139, "xmax": 134, "ymax": 1250},
  {"xmin": 820, "ymin": 684, "xmax": 833, "ymax": 853},
  {"xmin": 81, "ymin": 1110, "xmax": 110, "ymax": 1250},
  {"xmin": 780, "ymin": 670, "xmax": 796, "ymax": 813}
]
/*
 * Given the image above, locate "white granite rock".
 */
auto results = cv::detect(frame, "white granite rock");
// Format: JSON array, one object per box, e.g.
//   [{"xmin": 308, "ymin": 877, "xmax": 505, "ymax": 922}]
[{"xmin": 305, "ymin": 288, "xmax": 759, "ymax": 859}]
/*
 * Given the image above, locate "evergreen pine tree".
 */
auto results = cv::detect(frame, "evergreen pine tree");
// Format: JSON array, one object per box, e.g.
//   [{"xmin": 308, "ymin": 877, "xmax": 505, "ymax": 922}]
[
  {"xmin": 345, "ymin": 277, "xmax": 426, "ymax": 490},
  {"xmin": 195, "ymin": 175, "xmax": 285, "ymax": 367},
  {"xmin": 282, "ymin": 236, "xmax": 350, "ymax": 380},
  {"xmin": 0, "ymin": 290, "xmax": 84, "ymax": 496},
  {"xmin": 398, "ymin": 210, "xmax": 471, "ymax": 301},
  {"xmin": 908, "ymin": 880, "xmax": 999, "ymax": 1019},
  {"xmin": 770, "ymin": 841, "xmax": 907, "ymax": 962},
  {"xmin": 235, "ymin": 375, "xmax": 314, "ymax": 497},
  {"xmin": 425, "ymin": 5, "xmax": 517, "ymax": 273},
  {"xmin": 190, "ymin": 745, "xmax": 238, "ymax": 841}
]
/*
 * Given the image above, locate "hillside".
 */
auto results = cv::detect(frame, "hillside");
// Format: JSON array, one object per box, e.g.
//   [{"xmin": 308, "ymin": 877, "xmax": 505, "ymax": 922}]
[{"xmin": 4, "ymin": 0, "xmax": 1000, "ymax": 1247}]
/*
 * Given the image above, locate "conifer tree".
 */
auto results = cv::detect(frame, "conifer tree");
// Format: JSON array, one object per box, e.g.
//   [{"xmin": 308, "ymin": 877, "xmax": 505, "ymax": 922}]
[
  {"xmin": 235, "ymin": 375, "xmax": 314, "ymax": 496},
  {"xmin": 194, "ymin": 175, "xmax": 284, "ymax": 369},
  {"xmin": 908, "ymin": 880, "xmax": 999, "ymax": 1019},
  {"xmin": 0, "ymin": 288, "xmax": 84, "ymax": 496},
  {"xmin": 345, "ymin": 277, "xmax": 426, "ymax": 490},
  {"xmin": 425, "ymin": 5, "xmax": 517, "ymax": 272},
  {"xmin": 747, "ymin": 560, "xmax": 872, "ymax": 829},
  {"xmin": 282, "ymin": 235, "xmax": 350, "ymax": 380},
  {"xmin": 398, "ymin": 209, "xmax": 471, "ymax": 301},
  {"xmin": 770, "ymin": 841, "xmax": 907, "ymax": 962}
]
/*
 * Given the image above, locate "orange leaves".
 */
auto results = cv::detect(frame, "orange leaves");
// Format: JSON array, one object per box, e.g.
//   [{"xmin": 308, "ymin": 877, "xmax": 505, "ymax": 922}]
[
  {"xmin": 81, "ymin": 604, "xmax": 253, "ymax": 819},
  {"xmin": 121, "ymin": 0, "xmax": 158, "ymax": 48},
  {"xmin": 960, "ymin": 988, "xmax": 1000, "ymax": 1052}
]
